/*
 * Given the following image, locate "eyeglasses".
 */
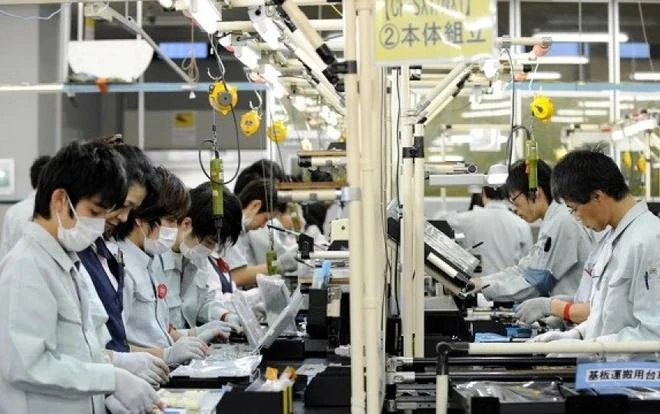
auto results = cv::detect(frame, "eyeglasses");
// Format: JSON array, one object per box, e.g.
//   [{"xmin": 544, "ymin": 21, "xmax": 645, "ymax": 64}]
[{"xmin": 508, "ymin": 192, "xmax": 524, "ymax": 204}]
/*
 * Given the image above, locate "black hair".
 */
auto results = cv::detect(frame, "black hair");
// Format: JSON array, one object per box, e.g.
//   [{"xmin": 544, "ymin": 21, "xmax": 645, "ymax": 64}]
[
  {"xmin": 483, "ymin": 185, "xmax": 507, "ymax": 201},
  {"xmin": 468, "ymin": 193, "xmax": 484, "ymax": 210},
  {"xmin": 34, "ymin": 142, "xmax": 127, "ymax": 219},
  {"xmin": 115, "ymin": 166, "xmax": 191, "ymax": 240},
  {"xmin": 187, "ymin": 183, "xmax": 242, "ymax": 246},
  {"xmin": 237, "ymin": 178, "xmax": 278, "ymax": 213},
  {"xmin": 552, "ymin": 149, "xmax": 629, "ymax": 204},
  {"xmin": 112, "ymin": 145, "xmax": 153, "ymax": 188},
  {"xmin": 505, "ymin": 159, "xmax": 552, "ymax": 203},
  {"xmin": 234, "ymin": 159, "xmax": 285, "ymax": 195},
  {"xmin": 30, "ymin": 155, "xmax": 52, "ymax": 189}
]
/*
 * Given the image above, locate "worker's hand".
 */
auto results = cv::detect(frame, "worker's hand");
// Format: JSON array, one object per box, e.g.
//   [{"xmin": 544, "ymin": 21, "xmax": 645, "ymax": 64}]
[
  {"xmin": 195, "ymin": 320, "xmax": 233, "ymax": 343},
  {"xmin": 105, "ymin": 395, "xmax": 131, "ymax": 414},
  {"xmin": 111, "ymin": 351, "xmax": 170, "ymax": 386},
  {"xmin": 164, "ymin": 336, "xmax": 208, "ymax": 366},
  {"xmin": 112, "ymin": 367, "xmax": 165, "ymax": 413},
  {"xmin": 528, "ymin": 328, "xmax": 581, "ymax": 343},
  {"xmin": 224, "ymin": 312, "xmax": 243, "ymax": 333},
  {"xmin": 514, "ymin": 297, "xmax": 552, "ymax": 324},
  {"xmin": 276, "ymin": 249, "xmax": 299, "ymax": 273},
  {"xmin": 460, "ymin": 278, "xmax": 482, "ymax": 297}
]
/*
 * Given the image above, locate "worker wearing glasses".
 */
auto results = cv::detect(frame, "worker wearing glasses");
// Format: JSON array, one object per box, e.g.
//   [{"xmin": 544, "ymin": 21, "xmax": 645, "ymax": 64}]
[
  {"xmin": 532, "ymin": 149, "xmax": 660, "ymax": 343},
  {"xmin": 468, "ymin": 159, "xmax": 594, "ymax": 304}
]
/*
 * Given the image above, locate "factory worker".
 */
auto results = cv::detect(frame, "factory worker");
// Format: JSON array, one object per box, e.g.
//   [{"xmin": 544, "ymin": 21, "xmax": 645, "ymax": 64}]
[
  {"xmin": 446, "ymin": 184, "xmax": 533, "ymax": 276},
  {"xmin": 160, "ymin": 182, "xmax": 242, "ymax": 334},
  {"xmin": 468, "ymin": 159, "xmax": 594, "ymax": 302},
  {"xmin": 233, "ymin": 159, "xmax": 293, "ymax": 265},
  {"xmin": 226, "ymin": 179, "xmax": 298, "ymax": 287},
  {"xmin": 0, "ymin": 155, "xmax": 50, "ymax": 259},
  {"xmin": 531, "ymin": 150, "xmax": 660, "ymax": 343},
  {"xmin": 113, "ymin": 166, "xmax": 209, "ymax": 366},
  {"xmin": 0, "ymin": 141, "xmax": 162, "ymax": 414},
  {"xmin": 75, "ymin": 143, "xmax": 169, "ymax": 387}
]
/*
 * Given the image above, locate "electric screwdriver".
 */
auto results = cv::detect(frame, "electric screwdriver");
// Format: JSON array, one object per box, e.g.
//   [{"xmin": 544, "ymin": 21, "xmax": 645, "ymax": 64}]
[
  {"xmin": 210, "ymin": 155, "xmax": 224, "ymax": 244},
  {"xmin": 526, "ymin": 139, "xmax": 538, "ymax": 202}
]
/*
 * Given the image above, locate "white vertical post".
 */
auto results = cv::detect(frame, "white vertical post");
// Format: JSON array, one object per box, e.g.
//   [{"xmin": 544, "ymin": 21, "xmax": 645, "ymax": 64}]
[
  {"xmin": 345, "ymin": 0, "xmax": 365, "ymax": 412},
  {"xmin": 56, "ymin": 3, "xmax": 71, "ymax": 151},
  {"xmin": 136, "ymin": 1, "xmax": 145, "ymax": 149},
  {"xmin": 357, "ymin": 0, "xmax": 382, "ymax": 410},
  {"xmin": 413, "ymin": 123, "xmax": 425, "ymax": 357},
  {"xmin": 399, "ymin": 66, "xmax": 414, "ymax": 357}
]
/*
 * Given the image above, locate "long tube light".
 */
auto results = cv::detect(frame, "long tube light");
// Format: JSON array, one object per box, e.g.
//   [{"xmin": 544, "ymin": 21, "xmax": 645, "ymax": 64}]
[
  {"xmin": 631, "ymin": 72, "xmax": 660, "ymax": 81},
  {"xmin": 557, "ymin": 109, "xmax": 608, "ymax": 116},
  {"xmin": 533, "ymin": 32, "xmax": 628, "ymax": 43},
  {"xmin": 461, "ymin": 108, "xmax": 510, "ymax": 119},
  {"xmin": 516, "ymin": 56, "xmax": 589, "ymax": 65}
]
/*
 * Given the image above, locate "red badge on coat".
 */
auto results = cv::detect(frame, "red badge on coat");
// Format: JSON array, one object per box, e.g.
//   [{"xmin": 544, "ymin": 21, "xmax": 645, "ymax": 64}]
[{"xmin": 157, "ymin": 283, "xmax": 168, "ymax": 299}]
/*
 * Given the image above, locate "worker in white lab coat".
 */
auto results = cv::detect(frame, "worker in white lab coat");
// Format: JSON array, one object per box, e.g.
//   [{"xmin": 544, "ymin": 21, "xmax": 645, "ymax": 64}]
[
  {"xmin": 112, "ymin": 166, "xmax": 209, "ymax": 366},
  {"xmin": 0, "ymin": 155, "xmax": 50, "ymax": 259},
  {"xmin": 0, "ymin": 142, "xmax": 162, "ymax": 414},
  {"xmin": 227, "ymin": 179, "xmax": 298, "ymax": 287},
  {"xmin": 160, "ymin": 183, "xmax": 241, "ymax": 332},
  {"xmin": 469, "ymin": 159, "xmax": 594, "ymax": 302},
  {"xmin": 446, "ymin": 185, "xmax": 533, "ymax": 276},
  {"xmin": 530, "ymin": 150, "xmax": 660, "ymax": 343}
]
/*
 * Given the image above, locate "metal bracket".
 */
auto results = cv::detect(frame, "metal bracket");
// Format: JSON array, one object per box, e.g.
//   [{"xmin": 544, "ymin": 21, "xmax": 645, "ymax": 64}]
[
  {"xmin": 331, "ymin": 60, "xmax": 357, "ymax": 74},
  {"xmin": 386, "ymin": 371, "xmax": 415, "ymax": 384}
]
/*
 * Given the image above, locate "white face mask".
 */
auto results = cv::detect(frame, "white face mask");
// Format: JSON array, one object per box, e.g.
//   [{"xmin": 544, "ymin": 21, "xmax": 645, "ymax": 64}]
[
  {"xmin": 142, "ymin": 224, "xmax": 178, "ymax": 256},
  {"xmin": 180, "ymin": 238, "xmax": 213, "ymax": 268},
  {"xmin": 241, "ymin": 215, "xmax": 253, "ymax": 233},
  {"xmin": 56, "ymin": 196, "xmax": 106, "ymax": 252}
]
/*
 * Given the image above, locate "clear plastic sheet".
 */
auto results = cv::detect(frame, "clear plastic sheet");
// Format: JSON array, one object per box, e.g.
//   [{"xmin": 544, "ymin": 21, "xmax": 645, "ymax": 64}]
[
  {"xmin": 455, "ymin": 381, "xmax": 569, "ymax": 403},
  {"xmin": 598, "ymin": 387, "xmax": 660, "ymax": 400},
  {"xmin": 169, "ymin": 355, "xmax": 262, "ymax": 378},
  {"xmin": 256, "ymin": 275, "xmax": 298, "ymax": 334}
]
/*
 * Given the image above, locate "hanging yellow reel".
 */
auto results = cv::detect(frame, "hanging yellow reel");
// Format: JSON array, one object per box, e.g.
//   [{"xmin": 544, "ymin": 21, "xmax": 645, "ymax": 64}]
[
  {"xmin": 622, "ymin": 151, "xmax": 633, "ymax": 168},
  {"xmin": 530, "ymin": 95, "xmax": 555, "ymax": 122},
  {"xmin": 240, "ymin": 110, "xmax": 261, "ymax": 137},
  {"xmin": 267, "ymin": 121, "xmax": 288, "ymax": 143},
  {"xmin": 637, "ymin": 156, "xmax": 647, "ymax": 174},
  {"xmin": 209, "ymin": 82, "xmax": 238, "ymax": 115}
]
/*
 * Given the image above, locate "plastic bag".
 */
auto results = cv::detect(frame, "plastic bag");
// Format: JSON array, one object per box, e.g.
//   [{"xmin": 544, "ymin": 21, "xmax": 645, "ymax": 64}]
[
  {"xmin": 455, "ymin": 381, "xmax": 570, "ymax": 403},
  {"xmin": 256, "ymin": 275, "xmax": 297, "ymax": 334},
  {"xmin": 169, "ymin": 355, "xmax": 262, "ymax": 378}
]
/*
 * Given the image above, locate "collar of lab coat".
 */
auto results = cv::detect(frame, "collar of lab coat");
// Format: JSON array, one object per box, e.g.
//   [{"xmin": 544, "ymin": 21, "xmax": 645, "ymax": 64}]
[
  {"xmin": 610, "ymin": 200, "xmax": 648, "ymax": 241},
  {"xmin": 484, "ymin": 201, "xmax": 509, "ymax": 210},
  {"xmin": 544, "ymin": 201, "xmax": 563, "ymax": 221},
  {"xmin": 23, "ymin": 221, "xmax": 79, "ymax": 273},
  {"xmin": 118, "ymin": 239, "xmax": 151, "ymax": 270},
  {"xmin": 159, "ymin": 249, "xmax": 184, "ymax": 272}
]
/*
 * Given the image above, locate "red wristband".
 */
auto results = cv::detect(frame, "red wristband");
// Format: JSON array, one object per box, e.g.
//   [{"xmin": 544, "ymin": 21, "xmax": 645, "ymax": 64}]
[{"xmin": 562, "ymin": 303, "xmax": 572, "ymax": 321}]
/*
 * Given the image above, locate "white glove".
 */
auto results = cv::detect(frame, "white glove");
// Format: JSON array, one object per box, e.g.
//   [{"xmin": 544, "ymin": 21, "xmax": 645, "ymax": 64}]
[
  {"xmin": 276, "ymin": 249, "xmax": 298, "ymax": 272},
  {"xmin": 112, "ymin": 367, "xmax": 164, "ymax": 413},
  {"xmin": 111, "ymin": 351, "xmax": 170, "ymax": 386},
  {"xmin": 105, "ymin": 395, "xmax": 130, "ymax": 414},
  {"xmin": 195, "ymin": 320, "xmax": 232, "ymax": 343},
  {"xmin": 224, "ymin": 313, "xmax": 243, "ymax": 333},
  {"xmin": 164, "ymin": 336, "xmax": 207, "ymax": 366},
  {"xmin": 515, "ymin": 297, "xmax": 551, "ymax": 324},
  {"xmin": 529, "ymin": 328, "xmax": 581, "ymax": 343}
]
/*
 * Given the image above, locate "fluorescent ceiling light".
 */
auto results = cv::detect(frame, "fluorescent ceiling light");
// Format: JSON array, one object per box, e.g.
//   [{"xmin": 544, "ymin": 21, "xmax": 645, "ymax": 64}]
[
  {"xmin": 552, "ymin": 116, "xmax": 587, "ymax": 123},
  {"xmin": 526, "ymin": 71, "xmax": 561, "ymax": 80},
  {"xmin": 533, "ymin": 32, "xmax": 628, "ymax": 43},
  {"xmin": 577, "ymin": 100, "xmax": 634, "ymax": 110},
  {"xmin": 427, "ymin": 155, "xmax": 465, "ymax": 162},
  {"xmin": 516, "ymin": 56, "xmax": 589, "ymax": 65},
  {"xmin": 620, "ymin": 95, "xmax": 660, "ymax": 102},
  {"xmin": 461, "ymin": 108, "xmax": 510, "ymax": 118},
  {"xmin": 631, "ymin": 72, "xmax": 660, "ymax": 81},
  {"xmin": 623, "ymin": 119, "xmax": 657, "ymax": 137},
  {"xmin": 181, "ymin": 0, "xmax": 221, "ymax": 34},
  {"xmin": 557, "ymin": 109, "xmax": 608, "ymax": 116}
]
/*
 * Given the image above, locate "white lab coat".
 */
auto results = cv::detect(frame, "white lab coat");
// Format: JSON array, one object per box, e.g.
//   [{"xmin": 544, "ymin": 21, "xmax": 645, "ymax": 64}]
[
  {"xmin": 244, "ymin": 217, "xmax": 291, "ymax": 266},
  {"xmin": 446, "ymin": 201, "xmax": 534, "ymax": 276},
  {"xmin": 0, "ymin": 192, "xmax": 35, "ymax": 260},
  {"xmin": 160, "ymin": 250, "xmax": 229, "ymax": 329},
  {"xmin": 116, "ymin": 239, "xmax": 173, "ymax": 349},
  {"xmin": 0, "ymin": 223, "xmax": 115, "ymax": 414},
  {"xmin": 480, "ymin": 202, "xmax": 594, "ymax": 302},
  {"xmin": 575, "ymin": 202, "xmax": 660, "ymax": 342}
]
